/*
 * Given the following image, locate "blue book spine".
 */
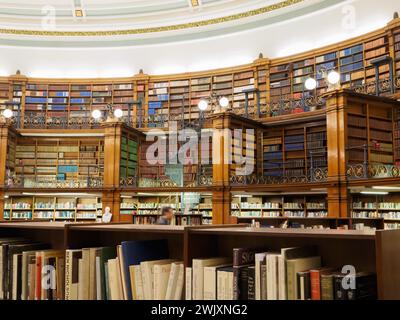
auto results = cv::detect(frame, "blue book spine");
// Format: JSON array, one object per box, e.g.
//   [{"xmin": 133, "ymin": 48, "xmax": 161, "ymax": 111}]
[
  {"xmin": 26, "ymin": 97, "xmax": 47, "ymax": 104},
  {"xmin": 121, "ymin": 240, "xmax": 169, "ymax": 300}
]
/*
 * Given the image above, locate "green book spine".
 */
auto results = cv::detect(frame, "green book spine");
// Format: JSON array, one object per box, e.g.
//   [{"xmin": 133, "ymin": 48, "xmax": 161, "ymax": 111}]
[{"xmin": 321, "ymin": 274, "xmax": 334, "ymax": 300}]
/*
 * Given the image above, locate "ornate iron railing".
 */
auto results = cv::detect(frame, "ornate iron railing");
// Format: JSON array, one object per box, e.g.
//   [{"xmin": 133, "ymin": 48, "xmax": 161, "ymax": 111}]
[
  {"xmin": 119, "ymin": 173, "xmax": 213, "ymax": 188},
  {"xmin": 5, "ymin": 176, "xmax": 103, "ymax": 188},
  {"xmin": 6, "ymin": 76, "xmax": 400, "ymax": 130},
  {"xmin": 230, "ymin": 167, "xmax": 328, "ymax": 186},
  {"xmin": 260, "ymin": 95, "xmax": 326, "ymax": 118},
  {"xmin": 347, "ymin": 163, "xmax": 400, "ymax": 180},
  {"xmin": 351, "ymin": 76, "xmax": 400, "ymax": 96},
  {"xmin": 23, "ymin": 113, "xmax": 102, "ymax": 129}
]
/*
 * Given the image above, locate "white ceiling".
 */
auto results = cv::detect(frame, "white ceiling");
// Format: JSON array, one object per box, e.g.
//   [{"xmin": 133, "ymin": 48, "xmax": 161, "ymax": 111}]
[{"xmin": 0, "ymin": 0, "xmax": 398, "ymax": 78}]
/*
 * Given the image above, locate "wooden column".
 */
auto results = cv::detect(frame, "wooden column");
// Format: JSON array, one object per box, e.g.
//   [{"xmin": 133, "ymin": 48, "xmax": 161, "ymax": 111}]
[
  {"xmin": 0, "ymin": 123, "xmax": 10, "ymax": 189},
  {"xmin": 324, "ymin": 90, "xmax": 349, "ymax": 218},
  {"xmin": 0, "ymin": 123, "xmax": 11, "ymax": 220},
  {"xmin": 212, "ymin": 189, "xmax": 234, "ymax": 224},
  {"xmin": 212, "ymin": 113, "xmax": 232, "ymax": 224},
  {"xmin": 102, "ymin": 121, "xmax": 123, "ymax": 222}
]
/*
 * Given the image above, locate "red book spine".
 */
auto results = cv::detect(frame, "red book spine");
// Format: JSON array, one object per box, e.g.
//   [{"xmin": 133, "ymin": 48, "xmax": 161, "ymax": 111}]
[
  {"xmin": 310, "ymin": 270, "xmax": 321, "ymax": 300},
  {"xmin": 35, "ymin": 255, "xmax": 42, "ymax": 300}
]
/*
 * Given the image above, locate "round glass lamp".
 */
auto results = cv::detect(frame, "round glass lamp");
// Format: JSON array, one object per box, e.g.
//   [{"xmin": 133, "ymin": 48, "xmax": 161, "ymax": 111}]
[
  {"xmin": 92, "ymin": 109, "xmax": 102, "ymax": 120},
  {"xmin": 198, "ymin": 99, "xmax": 208, "ymax": 111},
  {"xmin": 2, "ymin": 109, "xmax": 13, "ymax": 119},
  {"xmin": 114, "ymin": 108, "xmax": 123, "ymax": 118},
  {"xmin": 305, "ymin": 78, "xmax": 317, "ymax": 90}
]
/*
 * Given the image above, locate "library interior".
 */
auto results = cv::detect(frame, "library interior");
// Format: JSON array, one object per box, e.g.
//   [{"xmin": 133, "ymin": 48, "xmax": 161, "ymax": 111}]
[{"xmin": 0, "ymin": 0, "xmax": 400, "ymax": 302}]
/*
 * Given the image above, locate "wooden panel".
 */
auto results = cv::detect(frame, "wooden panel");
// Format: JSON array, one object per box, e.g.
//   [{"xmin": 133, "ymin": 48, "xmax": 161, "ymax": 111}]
[{"xmin": 376, "ymin": 229, "xmax": 400, "ymax": 299}]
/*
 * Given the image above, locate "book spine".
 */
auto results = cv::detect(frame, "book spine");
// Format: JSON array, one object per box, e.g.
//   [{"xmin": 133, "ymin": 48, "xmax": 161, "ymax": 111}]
[
  {"xmin": 310, "ymin": 270, "xmax": 321, "ymax": 300},
  {"xmin": 233, "ymin": 267, "xmax": 240, "ymax": 300},
  {"xmin": 21, "ymin": 254, "xmax": 27, "ymax": 300},
  {"xmin": 261, "ymin": 264, "xmax": 267, "ymax": 300},
  {"xmin": 35, "ymin": 255, "xmax": 42, "ymax": 301},
  {"xmin": 65, "ymin": 251, "xmax": 71, "ymax": 300},
  {"xmin": 239, "ymin": 268, "xmax": 249, "ymax": 301},
  {"xmin": 185, "ymin": 267, "xmax": 192, "ymax": 300},
  {"xmin": 165, "ymin": 264, "xmax": 176, "ymax": 300},
  {"xmin": 216, "ymin": 271, "xmax": 225, "ymax": 300},
  {"xmin": 233, "ymin": 249, "xmax": 255, "ymax": 267},
  {"xmin": 134, "ymin": 265, "xmax": 144, "ymax": 300},
  {"xmin": 192, "ymin": 261, "xmax": 202, "ymax": 300},
  {"xmin": 247, "ymin": 269, "xmax": 255, "ymax": 300},
  {"xmin": 203, "ymin": 267, "xmax": 215, "ymax": 300},
  {"xmin": 174, "ymin": 264, "xmax": 184, "ymax": 300},
  {"xmin": 286, "ymin": 261, "xmax": 295, "ymax": 300},
  {"xmin": 321, "ymin": 276, "xmax": 334, "ymax": 300}
]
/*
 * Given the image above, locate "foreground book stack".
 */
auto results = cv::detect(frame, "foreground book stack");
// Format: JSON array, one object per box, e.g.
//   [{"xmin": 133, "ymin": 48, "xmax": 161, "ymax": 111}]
[
  {"xmin": 185, "ymin": 246, "xmax": 377, "ymax": 301},
  {"xmin": 0, "ymin": 238, "xmax": 184, "ymax": 300}
]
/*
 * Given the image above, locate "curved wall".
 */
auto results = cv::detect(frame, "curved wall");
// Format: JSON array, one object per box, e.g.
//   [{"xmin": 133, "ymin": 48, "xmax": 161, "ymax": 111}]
[{"xmin": 0, "ymin": 0, "xmax": 399, "ymax": 78}]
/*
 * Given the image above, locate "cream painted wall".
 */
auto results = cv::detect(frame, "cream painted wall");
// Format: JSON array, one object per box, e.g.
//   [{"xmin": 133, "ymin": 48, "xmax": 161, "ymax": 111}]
[{"xmin": 0, "ymin": 0, "xmax": 398, "ymax": 78}]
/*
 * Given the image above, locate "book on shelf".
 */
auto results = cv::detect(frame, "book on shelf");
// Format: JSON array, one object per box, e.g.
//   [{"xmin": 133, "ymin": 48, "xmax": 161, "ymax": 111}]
[
  {"xmin": 187, "ymin": 244, "xmax": 377, "ymax": 301},
  {"xmin": 0, "ymin": 238, "xmax": 187, "ymax": 301}
]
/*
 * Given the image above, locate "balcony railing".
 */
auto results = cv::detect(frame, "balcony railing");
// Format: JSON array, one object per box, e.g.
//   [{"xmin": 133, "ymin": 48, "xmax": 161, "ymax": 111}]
[
  {"xmin": 230, "ymin": 167, "xmax": 328, "ymax": 186},
  {"xmin": 120, "ymin": 173, "xmax": 213, "ymax": 188},
  {"xmin": 4, "ymin": 75, "xmax": 399, "ymax": 130},
  {"xmin": 347, "ymin": 163, "xmax": 400, "ymax": 180},
  {"xmin": 5, "ymin": 176, "xmax": 103, "ymax": 188},
  {"xmin": 22, "ymin": 112, "xmax": 103, "ymax": 129}
]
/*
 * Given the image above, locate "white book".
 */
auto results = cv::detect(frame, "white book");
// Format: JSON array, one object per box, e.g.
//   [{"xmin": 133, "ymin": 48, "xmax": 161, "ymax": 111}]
[
  {"xmin": 277, "ymin": 255, "xmax": 286, "ymax": 300},
  {"xmin": 278, "ymin": 247, "xmax": 318, "ymax": 300},
  {"xmin": 78, "ymin": 259, "xmax": 84, "ymax": 300},
  {"xmin": 108, "ymin": 258, "xmax": 124, "ymax": 300},
  {"xmin": 12, "ymin": 254, "xmax": 20, "ymax": 300},
  {"xmin": 117, "ymin": 245, "xmax": 128, "ymax": 300},
  {"xmin": 153, "ymin": 263, "xmax": 172, "ymax": 300},
  {"xmin": 216, "ymin": 270, "xmax": 226, "ymax": 300},
  {"xmin": 174, "ymin": 264, "xmax": 184, "ymax": 300},
  {"xmin": 140, "ymin": 259, "xmax": 175, "ymax": 300},
  {"xmin": 192, "ymin": 257, "xmax": 230, "ymax": 300},
  {"xmin": 95, "ymin": 256, "xmax": 102, "ymax": 300},
  {"xmin": 132, "ymin": 265, "xmax": 144, "ymax": 300},
  {"xmin": 266, "ymin": 254, "xmax": 280, "ymax": 300},
  {"xmin": 255, "ymin": 253, "xmax": 267, "ymax": 300},
  {"xmin": 185, "ymin": 267, "xmax": 192, "ymax": 300},
  {"xmin": 165, "ymin": 262, "xmax": 181, "ymax": 300},
  {"xmin": 217, "ymin": 268, "xmax": 234, "ymax": 300},
  {"xmin": 203, "ymin": 264, "xmax": 232, "ymax": 300}
]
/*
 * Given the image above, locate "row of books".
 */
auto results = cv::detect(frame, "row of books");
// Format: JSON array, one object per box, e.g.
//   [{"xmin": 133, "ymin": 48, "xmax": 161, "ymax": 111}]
[
  {"xmin": 185, "ymin": 246, "xmax": 376, "ymax": 300},
  {"xmin": 0, "ymin": 238, "xmax": 185, "ymax": 300}
]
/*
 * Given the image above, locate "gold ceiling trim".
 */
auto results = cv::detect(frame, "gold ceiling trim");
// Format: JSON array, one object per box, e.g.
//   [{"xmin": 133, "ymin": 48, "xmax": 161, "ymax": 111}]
[{"xmin": 0, "ymin": 0, "xmax": 303, "ymax": 37}]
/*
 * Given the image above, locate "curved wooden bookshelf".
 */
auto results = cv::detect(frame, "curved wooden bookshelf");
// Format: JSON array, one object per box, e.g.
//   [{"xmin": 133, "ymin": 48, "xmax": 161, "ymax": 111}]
[{"xmin": 0, "ymin": 17, "xmax": 399, "ymax": 129}]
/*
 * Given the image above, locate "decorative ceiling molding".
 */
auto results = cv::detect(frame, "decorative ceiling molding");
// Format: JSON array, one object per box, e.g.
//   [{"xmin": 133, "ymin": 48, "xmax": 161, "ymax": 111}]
[{"xmin": 0, "ymin": 0, "xmax": 303, "ymax": 37}]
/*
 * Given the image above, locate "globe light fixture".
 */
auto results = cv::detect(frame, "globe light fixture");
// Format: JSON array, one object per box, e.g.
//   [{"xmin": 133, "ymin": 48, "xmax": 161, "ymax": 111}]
[
  {"xmin": 2, "ymin": 109, "xmax": 13, "ymax": 119},
  {"xmin": 92, "ymin": 109, "xmax": 102, "ymax": 120},
  {"xmin": 305, "ymin": 78, "xmax": 317, "ymax": 90},
  {"xmin": 219, "ymin": 96, "xmax": 229, "ymax": 108},
  {"xmin": 327, "ymin": 70, "xmax": 340, "ymax": 85},
  {"xmin": 198, "ymin": 99, "xmax": 208, "ymax": 111},
  {"xmin": 114, "ymin": 108, "xmax": 123, "ymax": 118}
]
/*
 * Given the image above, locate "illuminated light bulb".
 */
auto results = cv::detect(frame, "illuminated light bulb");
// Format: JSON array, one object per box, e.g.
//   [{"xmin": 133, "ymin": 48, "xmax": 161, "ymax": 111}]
[
  {"xmin": 305, "ymin": 78, "xmax": 317, "ymax": 90},
  {"xmin": 92, "ymin": 109, "xmax": 102, "ymax": 120},
  {"xmin": 114, "ymin": 108, "xmax": 123, "ymax": 118},
  {"xmin": 198, "ymin": 99, "xmax": 208, "ymax": 111},
  {"xmin": 327, "ymin": 70, "xmax": 340, "ymax": 85},
  {"xmin": 2, "ymin": 109, "xmax": 13, "ymax": 119},
  {"xmin": 219, "ymin": 96, "xmax": 229, "ymax": 108}
]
